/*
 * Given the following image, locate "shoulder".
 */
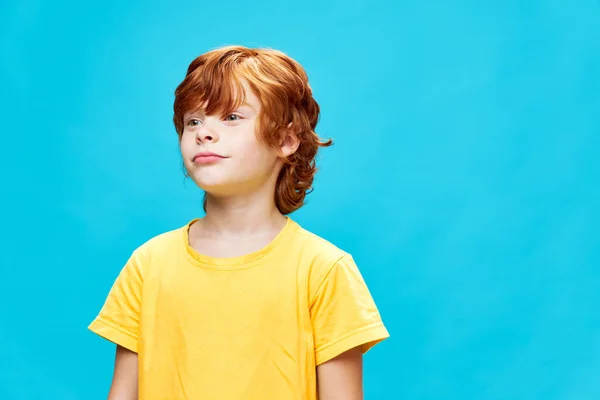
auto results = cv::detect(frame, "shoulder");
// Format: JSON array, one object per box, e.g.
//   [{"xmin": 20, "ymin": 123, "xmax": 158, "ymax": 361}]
[
  {"xmin": 289, "ymin": 220, "xmax": 356, "ymax": 294},
  {"xmin": 127, "ymin": 220, "xmax": 191, "ymax": 267},
  {"xmin": 290, "ymin": 220, "xmax": 349, "ymax": 264}
]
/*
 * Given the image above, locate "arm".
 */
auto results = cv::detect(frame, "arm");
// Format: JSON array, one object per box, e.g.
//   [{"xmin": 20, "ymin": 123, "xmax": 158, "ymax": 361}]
[
  {"xmin": 316, "ymin": 346, "xmax": 363, "ymax": 400},
  {"xmin": 107, "ymin": 345, "xmax": 138, "ymax": 400}
]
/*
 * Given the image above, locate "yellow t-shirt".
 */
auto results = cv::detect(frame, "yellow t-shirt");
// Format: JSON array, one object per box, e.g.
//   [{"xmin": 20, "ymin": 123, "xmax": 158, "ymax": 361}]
[{"xmin": 89, "ymin": 217, "xmax": 389, "ymax": 400}]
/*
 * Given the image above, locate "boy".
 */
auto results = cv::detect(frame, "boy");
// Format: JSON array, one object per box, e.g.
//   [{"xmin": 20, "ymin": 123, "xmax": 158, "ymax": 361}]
[{"xmin": 89, "ymin": 45, "xmax": 389, "ymax": 400}]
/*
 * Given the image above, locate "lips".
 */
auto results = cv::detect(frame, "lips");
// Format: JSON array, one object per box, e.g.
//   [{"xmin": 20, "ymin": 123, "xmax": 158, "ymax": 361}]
[
  {"xmin": 192, "ymin": 151, "xmax": 228, "ymax": 165},
  {"xmin": 193, "ymin": 151, "xmax": 225, "ymax": 161}
]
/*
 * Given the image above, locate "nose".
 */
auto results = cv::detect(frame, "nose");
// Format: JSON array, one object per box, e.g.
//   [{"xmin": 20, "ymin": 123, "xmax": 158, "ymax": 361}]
[{"xmin": 196, "ymin": 125, "xmax": 219, "ymax": 144}]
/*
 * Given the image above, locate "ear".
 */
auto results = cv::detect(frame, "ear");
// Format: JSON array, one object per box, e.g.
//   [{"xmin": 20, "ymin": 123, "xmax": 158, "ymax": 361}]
[{"xmin": 279, "ymin": 123, "xmax": 300, "ymax": 158}]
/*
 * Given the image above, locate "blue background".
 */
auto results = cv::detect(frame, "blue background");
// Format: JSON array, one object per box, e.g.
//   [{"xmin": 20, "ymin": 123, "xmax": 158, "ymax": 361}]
[{"xmin": 1, "ymin": 0, "xmax": 599, "ymax": 398}]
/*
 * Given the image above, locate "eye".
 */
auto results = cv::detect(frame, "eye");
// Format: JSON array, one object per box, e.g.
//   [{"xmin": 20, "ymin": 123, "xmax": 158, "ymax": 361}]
[
  {"xmin": 187, "ymin": 118, "xmax": 202, "ymax": 126},
  {"xmin": 225, "ymin": 114, "xmax": 240, "ymax": 122}
]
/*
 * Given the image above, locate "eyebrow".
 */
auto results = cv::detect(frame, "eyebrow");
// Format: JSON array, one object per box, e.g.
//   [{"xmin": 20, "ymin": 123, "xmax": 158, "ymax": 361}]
[
  {"xmin": 237, "ymin": 102, "xmax": 255, "ymax": 111},
  {"xmin": 185, "ymin": 102, "xmax": 255, "ymax": 118}
]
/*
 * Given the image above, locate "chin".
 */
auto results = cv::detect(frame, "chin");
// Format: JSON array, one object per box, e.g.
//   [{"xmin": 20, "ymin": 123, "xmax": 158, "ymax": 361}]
[{"xmin": 190, "ymin": 176, "xmax": 235, "ymax": 194}]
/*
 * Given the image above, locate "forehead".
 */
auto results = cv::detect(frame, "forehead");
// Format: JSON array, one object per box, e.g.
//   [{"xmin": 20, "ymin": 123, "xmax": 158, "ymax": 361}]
[
  {"xmin": 184, "ymin": 80, "xmax": 261, "ymax": 117},
  {"xmin": 240, "ymin": 81, "xmax": 261, "ymax": 107}
]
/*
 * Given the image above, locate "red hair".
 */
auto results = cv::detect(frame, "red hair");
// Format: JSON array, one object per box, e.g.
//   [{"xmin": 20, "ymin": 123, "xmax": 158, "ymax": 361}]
[{"xmin": 173, "ymin": 45, "xmax": 332, "ymax": 214}]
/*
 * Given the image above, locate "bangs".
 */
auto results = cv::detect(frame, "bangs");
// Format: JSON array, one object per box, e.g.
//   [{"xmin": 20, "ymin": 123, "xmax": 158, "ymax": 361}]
[{"xmin": 175, "ymin": 58, "xmax": 248, "ymax": 121}]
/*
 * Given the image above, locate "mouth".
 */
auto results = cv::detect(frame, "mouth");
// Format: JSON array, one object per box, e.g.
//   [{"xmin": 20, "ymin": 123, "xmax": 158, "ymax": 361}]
[{"xmin": 193, "ymin": 152, "xmax": 227, "ymax": 164}]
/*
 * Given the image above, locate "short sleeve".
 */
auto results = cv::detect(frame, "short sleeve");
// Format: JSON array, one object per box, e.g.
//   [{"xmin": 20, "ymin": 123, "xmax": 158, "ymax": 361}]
[
  {"xmin": 310, "ymin": 254, "xmax": 389, "ymax": 365},
  {"xmin": 88, "ymin": 251, "xmax": 143, "ymax": 353}
]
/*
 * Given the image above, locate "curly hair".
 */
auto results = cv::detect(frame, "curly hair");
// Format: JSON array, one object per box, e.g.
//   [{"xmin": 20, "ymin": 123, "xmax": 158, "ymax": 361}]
[{"xmin": 173, "ymin": 45, "xmax": 332, "ymax": 214}]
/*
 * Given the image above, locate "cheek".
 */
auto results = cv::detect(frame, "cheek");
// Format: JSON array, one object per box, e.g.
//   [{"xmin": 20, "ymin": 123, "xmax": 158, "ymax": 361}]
[
  {"xmin": 234, "ymin": 141, "xmax": 278, "ymax": 168},
  {"xmin": 179, "ymin": 134, "xmax": 196, "ymax": 157}
]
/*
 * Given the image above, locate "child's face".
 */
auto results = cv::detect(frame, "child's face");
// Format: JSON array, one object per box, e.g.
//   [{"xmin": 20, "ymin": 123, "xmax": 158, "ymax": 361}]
[{"xmin": 180, "ymin": 81, "xmax": 281, "ymax": 197}]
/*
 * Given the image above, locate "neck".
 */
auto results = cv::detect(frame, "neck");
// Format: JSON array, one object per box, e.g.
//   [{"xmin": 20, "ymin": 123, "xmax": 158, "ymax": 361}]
[{"xmin": 199, "ymin": 191, "xmax": 287, "ymax": 237}]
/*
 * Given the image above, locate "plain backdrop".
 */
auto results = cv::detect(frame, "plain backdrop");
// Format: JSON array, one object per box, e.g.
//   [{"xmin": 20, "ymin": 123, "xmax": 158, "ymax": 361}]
[{"xmin": 1, "ymin": 0, "xmax": 599, "ymax": 399}]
